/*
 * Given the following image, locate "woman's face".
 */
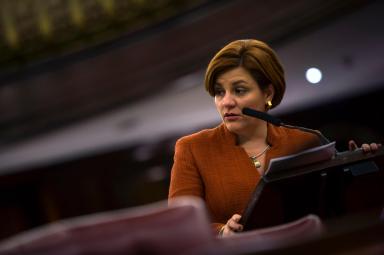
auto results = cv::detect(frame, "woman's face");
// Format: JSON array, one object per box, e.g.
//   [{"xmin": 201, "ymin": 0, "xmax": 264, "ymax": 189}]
[{"xmin": 214, "ymin": 67, "xmax": 273, "ymax": 135}]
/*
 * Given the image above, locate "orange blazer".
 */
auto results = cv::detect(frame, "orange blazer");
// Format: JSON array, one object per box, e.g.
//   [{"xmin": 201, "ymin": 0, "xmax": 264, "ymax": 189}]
[{"xmin": 168, "ymin": 123, "xmax": 321, "ymax": 234}]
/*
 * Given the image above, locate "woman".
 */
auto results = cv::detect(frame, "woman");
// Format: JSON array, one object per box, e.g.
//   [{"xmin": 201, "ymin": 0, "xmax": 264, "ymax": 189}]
[{"xmin": 168, "ymin": 39, "xmax": 381, "ymax": 236}]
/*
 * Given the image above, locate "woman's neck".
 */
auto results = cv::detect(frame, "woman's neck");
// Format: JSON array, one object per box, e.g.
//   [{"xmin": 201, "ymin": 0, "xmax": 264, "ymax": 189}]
[{"xmin": 236, "ymin": 122, "xmax": 268, "ymax": 148}]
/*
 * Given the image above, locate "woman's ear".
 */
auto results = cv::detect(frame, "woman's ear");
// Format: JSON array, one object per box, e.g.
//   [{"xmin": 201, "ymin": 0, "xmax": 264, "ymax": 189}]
[{"xmin": 264, "ymin": 83, "xmax": 275, "ymax": 102}]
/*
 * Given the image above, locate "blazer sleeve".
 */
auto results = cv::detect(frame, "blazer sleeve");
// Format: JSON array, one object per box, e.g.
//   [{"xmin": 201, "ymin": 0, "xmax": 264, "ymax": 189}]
[{"xmin": 168, "ymin": 137, "xmax": 204, "ymax": 199}]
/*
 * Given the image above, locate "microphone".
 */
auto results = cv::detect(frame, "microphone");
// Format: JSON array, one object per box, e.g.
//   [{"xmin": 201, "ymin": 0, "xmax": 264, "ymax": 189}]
[
  {"xmin": 242, "ymin": 107, "xmax": 283, "ymax": 126},
  {"xmin": 242, "ymin": 107, "xmax": 330, "ymax": 145}
]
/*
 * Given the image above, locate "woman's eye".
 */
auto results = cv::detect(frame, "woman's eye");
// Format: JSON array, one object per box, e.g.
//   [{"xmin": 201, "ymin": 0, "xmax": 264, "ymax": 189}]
[
  {"xmin": 235, "ymin": 87, "xmax": 247, "ymax": 95},
  {"xmin": 214, "ymin": 88, "xmax": 225, "ymax": 96}
]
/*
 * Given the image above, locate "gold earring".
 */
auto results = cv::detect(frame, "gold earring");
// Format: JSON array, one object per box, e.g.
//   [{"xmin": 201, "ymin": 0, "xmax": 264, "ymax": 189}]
[{"xmin": 266, "ymin": 100, "xmax": 272, "ymax": 109}]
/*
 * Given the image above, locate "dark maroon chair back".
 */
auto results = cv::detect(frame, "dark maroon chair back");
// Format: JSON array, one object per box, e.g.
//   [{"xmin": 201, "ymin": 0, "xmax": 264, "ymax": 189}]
[{"xmin": 0, "ymin": 196, "xmax": 213, "ymax": 255}]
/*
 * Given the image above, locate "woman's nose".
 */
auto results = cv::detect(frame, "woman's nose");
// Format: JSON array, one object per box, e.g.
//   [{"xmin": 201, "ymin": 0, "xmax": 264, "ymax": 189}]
[{"xmin": 221, "ymin": 93, "xmax": 236, "ymax": 107}]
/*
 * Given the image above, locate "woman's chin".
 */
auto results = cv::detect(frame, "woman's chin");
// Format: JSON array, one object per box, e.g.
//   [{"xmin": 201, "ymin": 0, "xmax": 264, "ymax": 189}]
[{"xmin": 224, "ymin": 122, "xmax": 244, "ymax": 134}]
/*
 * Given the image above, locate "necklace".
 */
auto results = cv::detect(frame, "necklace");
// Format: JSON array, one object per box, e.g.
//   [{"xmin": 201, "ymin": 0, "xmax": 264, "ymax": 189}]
[{"xmin": 250, "ymin": 145, "xmax": 270, "ymax": 168}]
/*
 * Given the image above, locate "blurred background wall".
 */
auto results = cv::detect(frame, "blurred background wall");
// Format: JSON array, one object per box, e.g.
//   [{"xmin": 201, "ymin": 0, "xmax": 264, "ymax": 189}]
[{"xmin": 0, "ymin": 0, "xmax": 383, "ymax": 240}]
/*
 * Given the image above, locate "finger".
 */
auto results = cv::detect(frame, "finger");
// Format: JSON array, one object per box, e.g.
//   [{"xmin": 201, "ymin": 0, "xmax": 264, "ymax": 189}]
[
  {"xmin": 361, "ymin": 143, "xmax": 370, "ymax": 152},
  {"xmin": 225, "ymin": 228, "xmax": 235, "ymax": 236},
  {"xmin": 232, "ymin": 214, "xmax": 242, "ymax": 222},
  {"xmin": 370, "ymin": 143, "xmax": 379, "ymax": 151},
  {"xmin": 228, "ymin": 222, "xmax": 243, "ymax": 232},
  {"xmin": 348, "ymin": 140, "xmax": 358, "ymax": 151},
  {"xmin": 227, "ymin": 219, "xmax": 243, "ymax": 232},
  {"xmin": 222, "ymin": 225, "xmax": 231, "ymax": 236},
  {"xmin": 222, "ymin": 224, "xmax": 238, "ymax": 236}
]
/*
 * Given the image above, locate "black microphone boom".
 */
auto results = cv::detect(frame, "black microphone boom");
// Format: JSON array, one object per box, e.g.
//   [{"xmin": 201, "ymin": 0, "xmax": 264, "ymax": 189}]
[
  {"xmin": 242, "ymin": 107, "xmax": 330, "ymax": 145},
  {"xmin": 242, "ymin": 107, "xmax": 283, "ymax": 126}
]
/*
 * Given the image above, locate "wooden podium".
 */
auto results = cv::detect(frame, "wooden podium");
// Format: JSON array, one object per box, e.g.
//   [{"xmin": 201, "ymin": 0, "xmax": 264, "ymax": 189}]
[{"xmin": 240, "ymin": 147, "xmax": 384, "ymax": 231}]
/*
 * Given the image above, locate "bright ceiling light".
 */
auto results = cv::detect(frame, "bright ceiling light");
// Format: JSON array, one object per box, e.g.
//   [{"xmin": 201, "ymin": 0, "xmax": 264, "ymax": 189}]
[{"xmin": 305, "ymin": 67, "xmax": 322, "ymax": 84}]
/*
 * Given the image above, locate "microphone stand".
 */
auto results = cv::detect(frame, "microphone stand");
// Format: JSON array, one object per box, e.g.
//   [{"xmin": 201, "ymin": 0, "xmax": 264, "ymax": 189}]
[
  {"xmin": 280, "ymin": 124, "xmax": 331, "ymax": 145},
  {"xmin": 242, "ymin": 107, "xmax": 331, "ymax": 145}
]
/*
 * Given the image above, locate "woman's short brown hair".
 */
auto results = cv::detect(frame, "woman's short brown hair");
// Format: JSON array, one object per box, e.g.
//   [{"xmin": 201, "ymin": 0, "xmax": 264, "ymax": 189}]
[{"xmin": 204, "ymin": 39, "xmax": 286, "ymax": 109}]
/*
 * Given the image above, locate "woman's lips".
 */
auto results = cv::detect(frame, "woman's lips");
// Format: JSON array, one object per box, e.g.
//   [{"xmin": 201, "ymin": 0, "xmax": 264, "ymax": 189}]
[{"xmin": 224, "ymin": 113, "xmax": 241, "ymax": 121}]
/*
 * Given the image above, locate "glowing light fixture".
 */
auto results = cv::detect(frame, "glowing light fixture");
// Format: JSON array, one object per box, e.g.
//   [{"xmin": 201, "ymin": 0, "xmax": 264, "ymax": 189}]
[{"xmin": 305, "ymin": 67, "xmax": 322, "ymax": 84}]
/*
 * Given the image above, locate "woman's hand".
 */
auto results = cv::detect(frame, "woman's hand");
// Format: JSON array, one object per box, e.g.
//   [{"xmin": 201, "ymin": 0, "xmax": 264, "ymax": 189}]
[
  {"xmin": 348, "ymin": 140, "xmax": 382, "ymax": 153},
  {"xmin": 220, "ymin": 214, "xmax": 243, "ymax": 237}
]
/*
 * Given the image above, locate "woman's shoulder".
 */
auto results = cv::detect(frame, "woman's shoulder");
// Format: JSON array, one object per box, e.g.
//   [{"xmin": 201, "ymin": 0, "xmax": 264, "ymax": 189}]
[
  {"xmin": 270, "ymin": 123, "xmax": 318, "ymax": 138},
  {"xmin": 268, "ymin": 124, "xmax": 322, "ymax": 149}
]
